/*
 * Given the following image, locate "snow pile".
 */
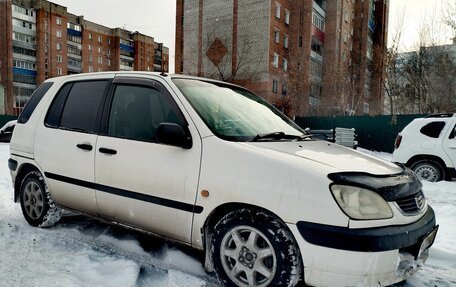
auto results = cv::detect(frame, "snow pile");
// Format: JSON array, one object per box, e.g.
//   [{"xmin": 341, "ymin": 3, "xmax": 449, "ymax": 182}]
[{"xmin": 0, "ymin": 143, "xmax": 210, "ymax": 287}]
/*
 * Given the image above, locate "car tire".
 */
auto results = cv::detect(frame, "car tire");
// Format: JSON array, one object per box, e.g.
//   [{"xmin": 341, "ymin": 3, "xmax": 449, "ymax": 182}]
[
  {"xmin": 411, "ymin": 160, "xmax": 444, "ymax": 182},
  {"xmin": 211, "ymin": 208, "xmax": 302, "ymax": 287},
  {"xmin": 19, "ymin": 171, "xmax": 62, "ymax": 227}
]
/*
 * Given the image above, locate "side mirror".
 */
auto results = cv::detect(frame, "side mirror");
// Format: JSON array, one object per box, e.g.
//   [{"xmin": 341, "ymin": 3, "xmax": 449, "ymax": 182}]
[{"xmin": 156, "ymin": 123, "xmax": 192, "ymax": 149}]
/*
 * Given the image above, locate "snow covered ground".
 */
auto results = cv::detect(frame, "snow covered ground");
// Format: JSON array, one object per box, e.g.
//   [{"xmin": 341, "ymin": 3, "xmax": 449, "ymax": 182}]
[{"xmin": 1, "ymin": 143, "xmax": 455, "ymax": 286}]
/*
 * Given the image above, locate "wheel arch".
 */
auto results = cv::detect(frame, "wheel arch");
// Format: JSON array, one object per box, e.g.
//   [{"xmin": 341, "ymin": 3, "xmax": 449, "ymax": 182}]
[
  {"xmin": 14, "ymin": 163, "xmax": 41, "ymax": 203},
  {"xmin": 201, "ymin": 202, "xmax": 301, "ymax": 273},
  {"xmin": 406, "ymin": 154, "xmax": 447, "ymax": 170}
]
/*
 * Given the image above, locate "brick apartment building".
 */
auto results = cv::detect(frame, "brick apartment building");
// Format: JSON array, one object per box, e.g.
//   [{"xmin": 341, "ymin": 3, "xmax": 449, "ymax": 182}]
[
  {"xmin": 175, "ymin": 0, "xmax": 388, "ymax": 116},
  {"xmin": 0, "ymin": 0, "xmax": 169, "ymax": 115}
]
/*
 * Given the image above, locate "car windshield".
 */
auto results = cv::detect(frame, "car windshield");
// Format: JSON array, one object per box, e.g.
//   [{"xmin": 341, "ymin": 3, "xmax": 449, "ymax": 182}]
[{"xmin": 172, "ymin": 78, "xmax": 304, "ymax": 141}]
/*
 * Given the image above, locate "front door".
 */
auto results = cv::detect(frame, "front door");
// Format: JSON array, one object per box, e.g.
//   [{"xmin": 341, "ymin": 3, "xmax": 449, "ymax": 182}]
[{"xmin": 94, "ymin": 77, "xmax": 202, "ymax": 243}]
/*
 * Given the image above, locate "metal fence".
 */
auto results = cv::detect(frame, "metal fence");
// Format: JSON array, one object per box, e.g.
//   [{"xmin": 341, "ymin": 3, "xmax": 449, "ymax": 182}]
[
  {"xmin": 295, "ymin": 114, "xmax": 425, "ymax": 153},
  {"xmin": 0, "ymin": 115, "xmax": 17, "ymax": 128}
]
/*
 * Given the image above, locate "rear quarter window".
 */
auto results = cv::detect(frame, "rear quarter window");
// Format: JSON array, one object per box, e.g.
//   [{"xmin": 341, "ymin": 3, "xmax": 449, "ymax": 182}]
[
  {"xmin": 17, "ymin": 82, "xmax": 54, "ymax": 124},
  {"xmin": 419, "ymin": 121, "xmax": 446, "ymax": 138}
]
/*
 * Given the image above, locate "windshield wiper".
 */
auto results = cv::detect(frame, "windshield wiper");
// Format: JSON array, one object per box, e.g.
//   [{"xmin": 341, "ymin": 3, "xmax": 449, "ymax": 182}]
[{"xmin": 250, "ymin": 132, "xmax": 311, "ymax": 142}]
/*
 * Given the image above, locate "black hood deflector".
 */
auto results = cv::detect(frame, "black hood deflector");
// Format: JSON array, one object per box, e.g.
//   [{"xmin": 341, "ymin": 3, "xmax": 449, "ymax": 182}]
[{"xmin": 328, "ymin": 168, "xmax": 422, "ymax": 201}]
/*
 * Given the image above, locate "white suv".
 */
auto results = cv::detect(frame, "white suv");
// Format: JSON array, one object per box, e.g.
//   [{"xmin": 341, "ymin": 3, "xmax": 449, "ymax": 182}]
[
  {"xmin": 9, "ymin": 72, "xmax": 437, "ymax": 287},
  {"xmin": 392, "ymin": 114, "xmax": 456, "ymax": 182}
]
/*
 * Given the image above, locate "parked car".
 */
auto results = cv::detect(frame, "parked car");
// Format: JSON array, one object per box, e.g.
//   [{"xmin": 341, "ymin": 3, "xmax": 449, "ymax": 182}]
[
  {"xmin": 392, "ymin": 113, "xmax": 456, "ymax": 182},
  {"xmin": 9, "ymin": 72, "xmax": 437, "ymax": 287},
  {"xmin": 0, "ymin": 120, "xmax": 16, "ymax": 143}
]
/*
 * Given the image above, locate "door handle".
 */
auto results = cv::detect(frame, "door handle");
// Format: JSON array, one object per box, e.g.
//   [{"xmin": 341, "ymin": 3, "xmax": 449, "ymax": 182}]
[
  {"xmin": 76, "ymin": 143, "xmax": 93, "ymax": 151},
  {"xmin": 99, "ymin": 147, "xmax": 117, "ymax": 155}
]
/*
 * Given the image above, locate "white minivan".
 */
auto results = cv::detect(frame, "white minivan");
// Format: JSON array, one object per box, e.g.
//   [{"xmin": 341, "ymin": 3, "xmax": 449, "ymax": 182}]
[{"xmin": 9, "ymin": 72, "xmax": 437, "ymax": 287}]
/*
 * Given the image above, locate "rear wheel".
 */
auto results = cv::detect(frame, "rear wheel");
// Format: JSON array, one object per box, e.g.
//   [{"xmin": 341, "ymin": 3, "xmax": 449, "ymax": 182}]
[
  {"xmin": 211, "ymin": 209, "xmax": 302, "ymax": 287},
  {"xmin": 411, "ymin": 160, "xmax": 444, "ymax": 182},
  {"xmin": 20, "ymin": 171, "xmax": 62, "ymax": 227}
]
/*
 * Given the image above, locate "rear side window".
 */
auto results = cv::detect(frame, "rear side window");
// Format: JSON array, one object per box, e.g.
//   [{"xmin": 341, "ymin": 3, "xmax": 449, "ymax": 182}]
[
  {"xmin": 18, "ymin": 82, "xmax": 54, "ymax": 124},
  {"xmin": 420, "ymin": 121, "xmax": 446, "ymax": 138},
  {"xmin": 45, "ymin": 80, "xmax": 108, "ymax": 133}
]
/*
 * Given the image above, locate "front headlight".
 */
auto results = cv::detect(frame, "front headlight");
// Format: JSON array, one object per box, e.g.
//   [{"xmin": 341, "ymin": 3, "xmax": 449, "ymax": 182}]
[{"xmin": 331, "ymin": 185, "xmax": 393, "ymax": 220}]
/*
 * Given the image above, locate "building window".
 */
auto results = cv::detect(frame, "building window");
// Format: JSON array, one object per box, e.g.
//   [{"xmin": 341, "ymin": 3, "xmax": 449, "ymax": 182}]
[
  {"xmin": 282, "ymin": 84, "xmax": 287, "ymax": 96},
  {"xmin": 88, "ymin": 44, "xmax": 92, "ymax": 51},
  {"xmin": 44, "ymin": 20, "xmax": 48, "ymax": 31},
  {"xmin": 272, "ymin": 79, "xmax": 278, "ymax": 93},
  {"xmin": 107, "ymin": 59, "xmax": 111, "ymax": 66},
  {"xmin": 89, "ymin": 55, "xmax": 93, "ymax": 63},
  {"xmin": 273, "ymin": 53, "xmax": 279, "ymax": 68},
  {"xmin": 56, "ymin": 17, "xmax": 62, "ymax": 26},
  {"xmin": 89, "ymin": 33, "xmax": 93, "ymax": 40},
  {"xmin": 299, "ymin": 36, "xmax": 302, "ymax": 47},
  {"xmin": 275, "ymin": 3, "xmax": 281, "ymax": 19},
  {"xmin": 107, "ymin": 38, "xmax": 111, "ymax": 45},
  {"xmin": 285, "ymin": 9, "xmax": 290, "ymax": 24},
  {"xmin": 56, "ymin": 30, "xmax": 62, "ymax": 38},
  {"xmin": 98, "ymin": 36, "xmax": 102, "ymax": 43},
  {"xmin": 98, "ymin": 47, "xmax": 102, "ymax": 53},
  {"xmin": 106, "ymin": 49, "xmax": 111, "ymax": 56},
  {"xmin": 282, "ymin": 58, "xmax": 288, "ymax": 72},
  {"xmin": 98, "ymin": 57, "xmax": 103, "ymax": 64},
  {"xmin": 284, "ymin": 34, "xmax": 289, "ymax": 49},
  {"xmin": 88, "ymin": 66, "xmax": 93, "ymax": 72},
  {"xmin": 57, "ymin": 68, "xmax": 62, "ymax": 75},
  {"xmin": 274, "ymin": 29, "xmax": 280, "ymax": 43},
  {"xmin": 312, "ymin": 11, "xmax": 325, "ymax": 32},
  {"xmin": 56, "ymin": 43, "xmax": 61, "ymax": 51},
  {"xmin": 57, "ymin": 55, "xmax": 62, "ymax": 63}
]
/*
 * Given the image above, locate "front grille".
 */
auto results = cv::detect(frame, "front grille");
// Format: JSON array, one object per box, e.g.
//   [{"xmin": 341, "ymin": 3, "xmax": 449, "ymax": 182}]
[{"xmin": 396, "ymin": 191, "xmax": 426, "ymax": 214}]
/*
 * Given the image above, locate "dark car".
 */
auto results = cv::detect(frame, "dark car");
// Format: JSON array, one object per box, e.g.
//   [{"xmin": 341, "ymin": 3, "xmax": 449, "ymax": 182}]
[{"xmin": 0, "ymin": 120, "xmax": 17, "ymax": 142}]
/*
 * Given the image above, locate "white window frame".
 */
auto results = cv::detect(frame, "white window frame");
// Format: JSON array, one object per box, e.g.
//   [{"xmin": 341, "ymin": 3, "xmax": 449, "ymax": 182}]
[
  {"xmin": 56, "ymin": 43, "xmax": 61, "ymax": 51},
  {"xmin": 285, "ymin": 9, "xmax": 290, "ymax": 25},
  {"xmin": 275, "ymin": 3, "xmax": 281, "ymax": 19},
  {"xmin": 282, "ymin": 57, "xmax": 288, "ymax": 72},
  {"xmin": 88, "ymin": 66, "xmax": 93, "ymax": 72},
  {"xmin": 57, "ymin": 68, "xmax": 62, "ymax": 75},
  {"xmin": 57, "ymin": 55, "xmax": 62, "ymax": 63},
  {"xmin": 273, "ymin": 53, "xmax": 279, "ymax": 68},
  {"xmin": 56, "ymin": 30, "xmax": 62, "ymax": 38},
  {"xmin": 98, "ymin": 36, "xmax": 102, "ymax": 43},
  {"xmin": 56, "ymin": 17, "xmax": 62, "ymax": 26},
  {"xmin": 89, "ymin": 33, "xmax": 93, "ymax": 40},
  {"xmin": 274, "ymin": 29, "xmax": 280, "ymax": 43},
  {"xmin": 284, "ymin": 34, "xmax": 289, "ymax": 49}
]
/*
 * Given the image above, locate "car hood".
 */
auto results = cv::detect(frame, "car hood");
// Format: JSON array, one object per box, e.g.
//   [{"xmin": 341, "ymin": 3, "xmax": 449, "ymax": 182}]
[{"xmin": 243, "ymin": 140, "xmax": 403, "ymax": 175}]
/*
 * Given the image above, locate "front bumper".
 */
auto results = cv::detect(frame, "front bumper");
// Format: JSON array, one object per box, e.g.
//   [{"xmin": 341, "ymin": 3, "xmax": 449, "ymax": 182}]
[{"xmin": 290, "ymin": 207, "xmax": 437, "ymax": 287}]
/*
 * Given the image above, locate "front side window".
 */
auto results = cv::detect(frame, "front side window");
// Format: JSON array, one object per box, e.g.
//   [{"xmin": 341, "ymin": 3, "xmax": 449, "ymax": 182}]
[
  {"xmin": 172, "ymin": 78, "xmax": 302, "ymax": 141},
  {"xmin": 108, "ymin": 84, "xmax": 182, "ymax": 142},
  {"xmin": 46, "ymin": 80, "xmax": 108, "ymax": 133}
]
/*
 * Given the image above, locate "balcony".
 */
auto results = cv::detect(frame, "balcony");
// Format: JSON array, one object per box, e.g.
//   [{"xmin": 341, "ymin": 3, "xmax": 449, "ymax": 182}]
[
  {"xmin": 13, "ymin": 40, "xmax": 36, "ymax": 51},
  {"xmin": 12, "ymin": 25, "xmax": 36, "ymax": 36},
  {"xmin": 13, "ymin": 67, "xmax": 37, "ymax": 77},
  {"xmin": 311, "ymin": 50, "xmax": 323, "ymax": 63},
  {"xmin": 13, "ymin": 81, "xmax": 37, "ymax": 90},
  {"xmin": 13, "ymin": 52, "xmax": 36, "ymax": 62},
  {"xmin": 120, "ymin": 64, "xmax": 134, "ymax": 71},
  {"xmin": 120, "ymin": 43, "xmax": 134, "ymax": 52},
  {"xmin": 12, "ymin": 11, "xmax": 36, "ymax": 23},
  {"xmin": 120, "ymin": 54, "xmax": 134, "ymax": 61},
  {"xmin": 313, "ymin": 1, "xmax": 326, "ymax": 18},
  {"xmin": 68, "ymin": 63, "xmax": 82, "ymax": 73}
]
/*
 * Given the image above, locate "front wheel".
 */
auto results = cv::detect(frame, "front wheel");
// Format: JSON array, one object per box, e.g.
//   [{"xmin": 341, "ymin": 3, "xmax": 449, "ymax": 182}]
[
  {"xmin": 411, "ymin": 160, "xmax": 444, "ymax": 182},
  {"xmin": 211, "ymin": 209, "xmax": 302, "ymax": 287},
  {"xmin": 20, "ymin": 171, "xmax": 62, "ymax": 227}
]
